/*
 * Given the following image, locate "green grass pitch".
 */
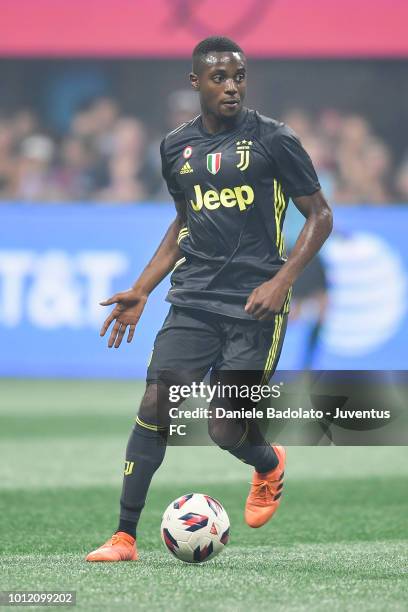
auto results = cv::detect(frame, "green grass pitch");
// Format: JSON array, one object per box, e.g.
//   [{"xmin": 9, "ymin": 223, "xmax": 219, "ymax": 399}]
[{"xmin": 0, "ymin": 379, "xmax": 407, "ymax": 611}]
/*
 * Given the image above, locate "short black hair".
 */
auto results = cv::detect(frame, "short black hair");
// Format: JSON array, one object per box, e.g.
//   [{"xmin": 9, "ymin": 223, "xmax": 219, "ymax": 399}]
[{"xmin": 192, "ymin": 36, "xmax": 244, "ymax": 73}]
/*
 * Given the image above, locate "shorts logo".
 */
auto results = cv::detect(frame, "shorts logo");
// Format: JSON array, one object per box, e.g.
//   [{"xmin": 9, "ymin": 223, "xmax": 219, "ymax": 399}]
[
  {"xmin": 236, "ymin": 140, "xmax": 252, "ymax": 171},
  {"xmin": 124, "ymin": 461, "xmax": 134, "ymax": 475},
  {"xmin": 183, "ymin": 146, "xmax": 193, "ymax": 159},
  {"xmin": 207, "ymin": 152, "xmax": 222, "ymax": 174},
  {"xmin": 190, "ymin": 184, "xmax": 254, "ymax": 212}
]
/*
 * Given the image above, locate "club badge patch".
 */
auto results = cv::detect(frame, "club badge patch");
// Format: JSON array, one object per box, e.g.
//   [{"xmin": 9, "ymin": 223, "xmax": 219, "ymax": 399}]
[
  {"xmin": 207, "ymin": 152, "xmax": 222, "ymax": 175},
  {"xmin": 236, "ymin": 140, "xmax": 253, "ymax": 171}
]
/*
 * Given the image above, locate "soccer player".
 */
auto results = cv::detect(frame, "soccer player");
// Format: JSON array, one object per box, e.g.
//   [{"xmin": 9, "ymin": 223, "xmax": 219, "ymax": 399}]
[{"xmin": 86, "ymin": 36, "xmax": 332, "ymax": 561}]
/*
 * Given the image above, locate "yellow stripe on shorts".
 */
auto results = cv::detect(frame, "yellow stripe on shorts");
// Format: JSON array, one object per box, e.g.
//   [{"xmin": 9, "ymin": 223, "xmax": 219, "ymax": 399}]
[
  {"xmin": 261, "ymin": 314, "xmax": 284, "ymax": 386},
  {"xmin": 283, "ymin": 286, "xmax": 292, "ymax": 314}
]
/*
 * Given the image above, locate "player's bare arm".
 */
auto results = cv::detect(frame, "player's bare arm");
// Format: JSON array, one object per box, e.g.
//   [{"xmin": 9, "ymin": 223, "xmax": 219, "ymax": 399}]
[
  {"xmin": 100, "ymin": 200, "xmax": 186, "ymax": 348},
  {"xmin": 245, "ymin": 189, "xmax": 332, "ymax": 320}
]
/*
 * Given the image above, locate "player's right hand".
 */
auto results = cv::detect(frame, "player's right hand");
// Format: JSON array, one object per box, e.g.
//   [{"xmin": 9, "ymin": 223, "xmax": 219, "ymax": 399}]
[{"xmin": 99, "ymin": 289, "xmax": 148, "ymax": 348}]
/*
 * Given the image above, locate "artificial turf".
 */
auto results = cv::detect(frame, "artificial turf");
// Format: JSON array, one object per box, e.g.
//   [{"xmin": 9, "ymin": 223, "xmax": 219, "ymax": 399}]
[{"xmin": 0, "ymin": 379, "xmax": 407, "ymax": 611}]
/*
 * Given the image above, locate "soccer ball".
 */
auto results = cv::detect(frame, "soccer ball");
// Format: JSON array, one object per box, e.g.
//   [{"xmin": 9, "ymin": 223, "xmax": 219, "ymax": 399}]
[{"xmin": 160, "ymin": 493, "xmax": 230, "ymax": 563}]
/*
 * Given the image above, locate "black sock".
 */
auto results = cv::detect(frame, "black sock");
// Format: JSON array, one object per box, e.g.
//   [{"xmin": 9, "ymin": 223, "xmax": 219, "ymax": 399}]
[
  {"xmin": 226, "ymin": 421, "xmax": 279, "ymax": 473},
  {"xmin": 117, "ymin": 519, "xmax": 136, "ymax": 539},
  {"xmin": 117, "ymin": 417, "xmax": 167, "ymax": 537}
]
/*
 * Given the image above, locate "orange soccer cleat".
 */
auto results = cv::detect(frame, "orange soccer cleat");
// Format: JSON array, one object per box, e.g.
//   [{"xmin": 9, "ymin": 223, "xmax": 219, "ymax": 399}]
[
  {"xmin": 244, "ymin": 444, "xmax": 286, "ymax": 528},
  {"xmin": 86, "ymin": 532, "xmax": 138, "ymax": 562}
]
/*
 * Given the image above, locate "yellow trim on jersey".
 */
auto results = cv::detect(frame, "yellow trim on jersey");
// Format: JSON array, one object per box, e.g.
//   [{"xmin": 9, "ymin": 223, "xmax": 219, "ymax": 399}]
[
  {"xmin": 273, "ymin": 180, "xmax": 281, "ymax": 251},
  {"xmin": 177, "ymin": 227, "xmax": 189, "ymax": 245},
  {"xmin": 178, "ymin": 226, "xmax": 188, "ymax": 237},
  {"xmin": 278, "ymin": 183, "xmax": 286, "ymax": 255},
  {"xmin": 177, "ymin": 233, "xmax": 188, "ymax": 245},
  {"xmin": 171, "ymin": 256, "xmax": 186, "ymax": 273},
  {"xmin": 261, "ymin": 314, "xmax": 284, "ymax": 386},
  {"xmin": 135, "ymin": 416, "xmax": 167, "ymax": 432},
  {"xmin": 274, "ymin": 180, "xmax": 287, "ymax": 257}
]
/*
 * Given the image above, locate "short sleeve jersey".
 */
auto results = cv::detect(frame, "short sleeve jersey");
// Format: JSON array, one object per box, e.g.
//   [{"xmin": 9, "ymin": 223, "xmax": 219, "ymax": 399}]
[{"xmin": 160, "ymin": 107, "xmax": 320, "ymax": 319}]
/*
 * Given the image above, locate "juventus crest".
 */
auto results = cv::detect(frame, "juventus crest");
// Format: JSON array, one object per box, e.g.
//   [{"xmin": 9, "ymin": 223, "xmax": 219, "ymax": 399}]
[{"xmin": 236, "ymin": 140, "xmax": 253, "ymax": 171}]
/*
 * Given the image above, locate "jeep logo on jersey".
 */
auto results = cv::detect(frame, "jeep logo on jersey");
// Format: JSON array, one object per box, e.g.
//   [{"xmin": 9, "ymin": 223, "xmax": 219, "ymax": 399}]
[
  {"xmin": 190, "ymin": 184, "xmax": 254, "ymax": 212},
  {"xmin": 206, "ymin": 152, "xmax": 222, "ymax": 174}
]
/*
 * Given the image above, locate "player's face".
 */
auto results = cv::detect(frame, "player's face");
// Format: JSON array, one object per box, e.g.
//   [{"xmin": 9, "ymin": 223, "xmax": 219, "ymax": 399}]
[{"xmin": 190, "ymin": 52, "xmax": 247, "ymax": 119}]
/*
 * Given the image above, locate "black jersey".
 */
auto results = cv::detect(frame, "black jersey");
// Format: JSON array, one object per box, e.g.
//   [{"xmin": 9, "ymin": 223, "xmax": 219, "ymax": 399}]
[{"xmin": 160, "ymin": 107, "xmax": 320, "ymax": 319}]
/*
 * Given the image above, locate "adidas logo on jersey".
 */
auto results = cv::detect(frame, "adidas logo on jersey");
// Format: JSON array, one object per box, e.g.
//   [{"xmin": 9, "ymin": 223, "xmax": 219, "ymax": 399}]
[{"xmin": 180, "ymin": 162, "xmax": 193, "ymax": 174}]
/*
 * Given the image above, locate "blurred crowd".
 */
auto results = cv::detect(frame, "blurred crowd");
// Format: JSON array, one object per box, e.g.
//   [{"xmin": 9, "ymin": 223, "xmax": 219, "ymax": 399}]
[
  {"xmin": 0, "ymin": 94, "xmax": 407, "ymax": 204},
  {"xmin": 282, "ymin": 108, "xmax": 407, "ymax": 205}
]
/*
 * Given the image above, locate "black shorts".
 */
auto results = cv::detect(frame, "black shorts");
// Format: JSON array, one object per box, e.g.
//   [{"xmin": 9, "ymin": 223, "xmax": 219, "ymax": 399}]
[{"xmin": 147, "ymin": 305, "xmax": 287, "ymax": 387}]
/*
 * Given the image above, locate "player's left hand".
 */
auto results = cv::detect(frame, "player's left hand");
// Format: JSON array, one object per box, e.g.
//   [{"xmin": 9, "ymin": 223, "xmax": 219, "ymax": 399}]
[{"xmin": 245, "ymin": 276, "xmax": 291, "ymax": 321}]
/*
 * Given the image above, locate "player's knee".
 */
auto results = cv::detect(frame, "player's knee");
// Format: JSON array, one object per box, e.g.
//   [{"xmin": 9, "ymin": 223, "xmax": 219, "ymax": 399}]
[
  {"xmin": 138, "ymin": 383, "xmax": 167, "ymax": 427},
  {"xmin": 208, "ymin": 418, "xmax": 239, "ymax": 449},
  {"xmin": 138, "ymin": 382, "xmax": 182, "ymax": 428},
  {"xmin": 137, "ymin": 384, "xmax": 157, "ymax": 421}
]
